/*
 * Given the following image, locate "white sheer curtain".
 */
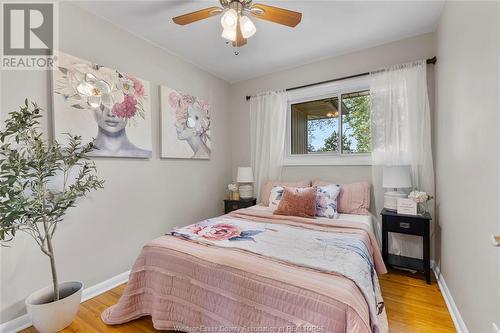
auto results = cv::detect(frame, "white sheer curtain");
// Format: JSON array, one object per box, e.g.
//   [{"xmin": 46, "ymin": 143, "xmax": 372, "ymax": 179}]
[
  {"xmin": 250, "ymin": 90, "xmax": 288, "ymax": 201},
  {"xmin": 370, "ymin": 59, "xmax": 435, "ymax": 259}
]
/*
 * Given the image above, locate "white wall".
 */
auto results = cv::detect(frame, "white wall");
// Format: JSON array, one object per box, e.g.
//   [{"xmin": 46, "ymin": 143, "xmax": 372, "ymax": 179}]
[
  {"xmin": 228, "ymin": 33, "xmax": 435, "ymax": 182},
  {"xmin": 228, "ymin": 33, "xmax": 436, "ymax": 219},
  {"xmin": 435, "ymin": 2, "xmax": 500, "ymax": 332},
  {"xmin": 0, "ymin": 3, "xmax": 232, "ymax": 323}
]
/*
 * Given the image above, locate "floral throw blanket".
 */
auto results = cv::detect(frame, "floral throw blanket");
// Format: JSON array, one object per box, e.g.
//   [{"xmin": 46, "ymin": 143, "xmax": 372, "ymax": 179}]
[{"xmin": 172, "ymin": 216, "xmax": 385, "ymax": 333}]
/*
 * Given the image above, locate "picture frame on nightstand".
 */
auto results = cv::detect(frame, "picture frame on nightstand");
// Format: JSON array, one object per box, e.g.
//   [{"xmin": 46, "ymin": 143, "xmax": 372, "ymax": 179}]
[{"xmin": 397, "ymin": 198, "xmax": 417, "ymax": 215}]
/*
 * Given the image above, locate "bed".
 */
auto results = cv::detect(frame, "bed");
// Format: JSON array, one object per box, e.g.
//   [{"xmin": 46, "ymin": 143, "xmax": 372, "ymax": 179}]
[{"xmin": 101, "ymin": 205, "xmax": 388, "ymax": 333}]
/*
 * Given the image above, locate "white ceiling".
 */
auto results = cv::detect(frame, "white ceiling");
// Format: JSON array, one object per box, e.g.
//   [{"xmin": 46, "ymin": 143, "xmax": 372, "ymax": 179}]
[{"xmin": 75, "ymin": 1, "xmax": 444, "ymax": 82}]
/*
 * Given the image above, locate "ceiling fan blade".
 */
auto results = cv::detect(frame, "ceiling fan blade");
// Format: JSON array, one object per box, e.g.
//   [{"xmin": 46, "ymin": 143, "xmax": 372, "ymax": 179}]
[
  {"xmin": 233, "ymin": 16, "xmax": 247, "ymax": 47},
  {"xmin": 250, "ymin": 4, "xmax": 302, "ymax": 27},
  {"xmin": 172, "ymin": 7, "xmax": 222, "ymax": 25}
]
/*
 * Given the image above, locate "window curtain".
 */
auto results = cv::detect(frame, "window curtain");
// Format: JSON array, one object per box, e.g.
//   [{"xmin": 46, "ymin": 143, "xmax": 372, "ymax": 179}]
[
  {"xmin": 370, "ymin": 59, "xmax": 435, "ymax": 259},
  {"xmin": 250, "ymin": 90, "xmax": 288, "ymax": 201}
]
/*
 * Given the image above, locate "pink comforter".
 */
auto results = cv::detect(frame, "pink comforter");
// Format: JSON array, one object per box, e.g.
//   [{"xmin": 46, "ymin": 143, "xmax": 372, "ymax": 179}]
[{"xmin": 102, "ymin": 208, "xmax": 387, "ymax": 332}]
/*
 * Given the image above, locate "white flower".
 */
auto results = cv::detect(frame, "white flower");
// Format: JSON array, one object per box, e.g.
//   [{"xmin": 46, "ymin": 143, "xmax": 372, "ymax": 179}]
[
  {"xmin": 64, "ymin": 64, "xmax": 87, "ymax": 96},
  {"xmin": 117, "ymin": 78, "xmax": 135, "ymax": 95},
  {"xmin": 186, "ymin": 103, "xmax": 210, "ymax": 134},
  {"xmin": 75, "ymin": 73, "xmax": 124, "ymax": 109},
  {"xmin": 76, "ymin": 73, "xmax": 110, "ymax": 108},
  {"xmin": 409, "ymin": 191, "xmax": 431, "ymax": 203},
  {"xmin": 227, "ymin": 183, "xmax": 238, "ymax": 192}
]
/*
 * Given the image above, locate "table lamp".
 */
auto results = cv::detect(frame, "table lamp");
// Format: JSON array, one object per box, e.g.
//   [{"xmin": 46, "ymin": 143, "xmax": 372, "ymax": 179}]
[
  {"xmin": 237, "ymin": 167, "xmax": 254, "ymax": 199},
  {"xmin": 383, "ymin": 166, "xmax": 412, "ymax": 210}
]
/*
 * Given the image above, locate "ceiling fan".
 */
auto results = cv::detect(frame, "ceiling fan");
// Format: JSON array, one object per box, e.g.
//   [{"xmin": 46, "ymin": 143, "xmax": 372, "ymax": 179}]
[{"xmin": 172, "ymin": 0, "xmax": 302, "ymax": 47}]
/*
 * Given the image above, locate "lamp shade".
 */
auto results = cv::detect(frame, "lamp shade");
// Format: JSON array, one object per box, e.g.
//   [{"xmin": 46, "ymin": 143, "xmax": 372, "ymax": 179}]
[
  {"xmin": 220, "ymin": 9, "xmax": 237, "ymax": 29},
  {"xmin": 239, "ymin": 15, "xmax": 256, "ymax": 39},
  {"xmin": 382, "ymin": 166, "xmax": 411, "ymax": 189},
  {"xmin": 237, "ymin": 167, "xmax": 254, "ymax": 183},
  {"xmin": 221, "ymin": 27, "xmax": 236, "ymax": 42}
]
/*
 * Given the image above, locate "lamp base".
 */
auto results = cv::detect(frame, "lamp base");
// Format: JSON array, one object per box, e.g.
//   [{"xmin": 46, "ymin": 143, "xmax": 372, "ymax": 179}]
[
  {"xmin": 239, "ymin": 184, "xmax": 253, "ymax": 199},
  {"xmin": 384, "ymin": 191, "xmax": 407, "ymax": 211}
]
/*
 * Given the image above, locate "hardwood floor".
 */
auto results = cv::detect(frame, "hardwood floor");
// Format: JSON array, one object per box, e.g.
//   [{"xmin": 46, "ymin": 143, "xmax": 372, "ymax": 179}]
[
  {"xmin": 22, "ymin": 269, "xmax": 456, "ymax": 333},
  {"xmin": 379, "ymin": 269, "xmax": 456, "ymax": 333}
]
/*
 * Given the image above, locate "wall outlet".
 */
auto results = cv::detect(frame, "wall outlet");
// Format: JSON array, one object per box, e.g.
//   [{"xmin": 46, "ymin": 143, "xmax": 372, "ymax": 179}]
[{"xmin": 493, "ymin": 323, "xmax": 500, "ymax": 333}]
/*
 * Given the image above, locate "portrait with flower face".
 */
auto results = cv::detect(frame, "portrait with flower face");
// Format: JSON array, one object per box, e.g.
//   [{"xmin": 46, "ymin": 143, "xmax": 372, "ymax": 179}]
[
  {"xmin": 52, "ymin": 51, "xmax": 152, "ymax": 158},
  {"xmin": 160, "ymin": 86, "xmax": 211, "ymax": 159}
]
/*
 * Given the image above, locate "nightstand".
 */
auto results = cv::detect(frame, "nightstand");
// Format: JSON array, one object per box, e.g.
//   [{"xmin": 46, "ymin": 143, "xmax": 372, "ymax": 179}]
[
  {"xmin": 224, "ymin": 198, "xmax": 257, "ymax": 214},
  {"xmin": 381, "ymin": 208, "xmax": 432, "ymax": 284}
]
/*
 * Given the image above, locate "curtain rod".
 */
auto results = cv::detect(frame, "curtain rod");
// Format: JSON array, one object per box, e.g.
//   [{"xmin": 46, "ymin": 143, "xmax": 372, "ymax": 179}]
[{"xmin": 245, "ymin": 56, "xmax": 437, "ymax": 101}]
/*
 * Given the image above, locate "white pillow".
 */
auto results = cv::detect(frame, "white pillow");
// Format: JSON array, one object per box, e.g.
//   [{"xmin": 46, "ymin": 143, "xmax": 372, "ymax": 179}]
[
  {"xmin": 269, "ymin": 186, "xmax": 284, "ymax": 209},
  {"xmin": 316, "ymin": 184, "xmax": 341, "ymax": 218}
]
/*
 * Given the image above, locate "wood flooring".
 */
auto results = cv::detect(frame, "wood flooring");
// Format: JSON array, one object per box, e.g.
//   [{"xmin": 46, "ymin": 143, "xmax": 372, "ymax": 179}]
[{"xmin": 22, "ymin": 269, "xmax": 456, "ymax": 333}]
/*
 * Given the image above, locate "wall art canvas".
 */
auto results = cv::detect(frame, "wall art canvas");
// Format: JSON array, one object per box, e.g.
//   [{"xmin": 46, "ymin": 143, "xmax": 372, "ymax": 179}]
[
  {"xmin": 160, "ymin": 86, "xmax": 211, "ymax": 159},
  {"xmin": 52, "ymin": 51, "xmax": 152, "ymax": 158}
]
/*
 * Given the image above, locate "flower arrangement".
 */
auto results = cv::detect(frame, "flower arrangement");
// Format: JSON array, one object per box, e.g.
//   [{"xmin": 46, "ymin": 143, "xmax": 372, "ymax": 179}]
[
  {"xmin": 408, "ymin": 190, "xmax": 433, "ymax": 214},
  {"xmin": 408, "ymin": 190, "xmax": 433, "ymax": 203},
  {"xmin": 55, "ymin": 62, "xmax": 147, "ymax": 122},
  {"xmin": 228, "ymin": 183, "xmax": 239, "ymax": 200}
]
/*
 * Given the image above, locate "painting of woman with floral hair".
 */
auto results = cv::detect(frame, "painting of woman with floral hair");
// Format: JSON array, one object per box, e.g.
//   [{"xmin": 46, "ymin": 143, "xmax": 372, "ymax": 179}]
[
  {"xmin": 52, "ymin": 51, "xmax": 152, "ymax": 158},
  {"xmin": 160, "ymin": 86, "xmax": 211, "ymax": 159}
]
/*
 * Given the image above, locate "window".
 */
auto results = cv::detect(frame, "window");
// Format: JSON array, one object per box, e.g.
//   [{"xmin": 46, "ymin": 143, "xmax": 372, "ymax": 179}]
[
  {"xmin": 285, "ymin": 77, "xmax": 371, "ymax": 165},
  {"xmin": 291, "ymin": 96, "xmax": 340, "ymax": 154},
  {"xmin": 341, "ymin": 91, "xmax": 371, "ymax": 154}
]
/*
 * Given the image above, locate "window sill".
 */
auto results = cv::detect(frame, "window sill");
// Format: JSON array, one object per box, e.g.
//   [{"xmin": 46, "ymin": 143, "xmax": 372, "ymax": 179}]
[{"xmin": 282, "ymin": 154, "xmax": 372, "ymax": 166}]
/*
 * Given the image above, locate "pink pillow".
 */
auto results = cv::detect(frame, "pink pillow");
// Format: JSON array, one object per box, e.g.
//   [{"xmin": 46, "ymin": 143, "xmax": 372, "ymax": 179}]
[
  {"xmin": 273, "ymin": 187, "xmax": 317, "ymax": 218},
  {"xmin": 312, "ymin": 181, "xmax": 370, "ymax": 215},
  {"xmin": 261, "ymin": 180, "xmax": 311, "ymax": 206}
]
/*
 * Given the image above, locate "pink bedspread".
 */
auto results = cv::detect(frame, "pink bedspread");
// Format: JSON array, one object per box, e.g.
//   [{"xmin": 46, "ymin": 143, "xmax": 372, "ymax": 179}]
[{"xmin": 102, "ymin": 208, "xmax": 388, "ymax": 333}]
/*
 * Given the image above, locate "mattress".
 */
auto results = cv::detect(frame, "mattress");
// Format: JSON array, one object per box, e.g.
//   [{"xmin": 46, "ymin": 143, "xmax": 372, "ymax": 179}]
[{"xmin": 102, "ymin": 207, "xmax": 388, "ymax": 333}]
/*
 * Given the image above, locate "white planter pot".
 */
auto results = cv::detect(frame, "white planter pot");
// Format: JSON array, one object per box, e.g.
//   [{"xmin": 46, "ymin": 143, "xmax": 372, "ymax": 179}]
[{"xmin": 25, "ymin": 281, "xmax": 83, "ymax": 333}]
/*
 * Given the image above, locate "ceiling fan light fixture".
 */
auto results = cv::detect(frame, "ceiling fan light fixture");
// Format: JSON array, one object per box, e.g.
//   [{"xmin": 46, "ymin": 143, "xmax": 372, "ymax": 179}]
[
  {"xmin": 221, "ymin": 27, "xmax": 236, "ymax": 42},
  {"xmin": 220, "ymin": 8, "xmax": 238, "ymax": 29},
  {"xmin": 172, "ymin": 2, "xmax": 302, "ymax": 48},
  {"xmin": 239, "ymin": 15, "xmax": 256, "ymax": 39}
]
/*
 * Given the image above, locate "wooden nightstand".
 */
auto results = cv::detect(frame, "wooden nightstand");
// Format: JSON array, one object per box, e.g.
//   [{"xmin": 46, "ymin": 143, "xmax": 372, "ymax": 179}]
[
  {"xmin": 381, "ymin": 208, "xmax": 432, "ymax": 284},
  {"xmin": 224, "ymin": 198, "xmax": 257, "ymax": 214}
]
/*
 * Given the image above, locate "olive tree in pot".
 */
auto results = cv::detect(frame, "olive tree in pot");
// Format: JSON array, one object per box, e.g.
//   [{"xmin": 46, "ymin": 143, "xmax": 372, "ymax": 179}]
[{"xmin": 0, "ymin": 100, "xmax": 104, "ymax": 333}]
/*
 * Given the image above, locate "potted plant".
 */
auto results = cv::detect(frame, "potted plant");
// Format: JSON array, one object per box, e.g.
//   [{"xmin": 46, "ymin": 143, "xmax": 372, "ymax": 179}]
[{"xmin": 0, "ymin": 100, "xmax": 104, "ymax": 332}]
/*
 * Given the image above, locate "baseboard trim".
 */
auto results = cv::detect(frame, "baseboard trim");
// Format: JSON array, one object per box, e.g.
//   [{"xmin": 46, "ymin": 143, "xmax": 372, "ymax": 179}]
[
  {"xmin": 431, "ymin": 261, "xmax": 469, "ymax": 333},
  {"xmin": 81, "ymin": 270, "xmax": 130, "ymax": 302},
  {"xmin": 0, "ymin": 270, "xmax": 130, "ymax": 333},
  {"xmin": 3, "ymin": 265, "xmax": 469, "ymax": 333},
  {"xmin": 0, "ymin": 316, "xmax": 30, "ymax": 333}
]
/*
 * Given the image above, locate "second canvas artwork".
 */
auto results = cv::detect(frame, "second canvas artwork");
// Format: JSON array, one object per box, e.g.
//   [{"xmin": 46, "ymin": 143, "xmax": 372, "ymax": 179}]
[{"xmin": 160, "ymin": 86, "xmax": 211, "ymax": 159}]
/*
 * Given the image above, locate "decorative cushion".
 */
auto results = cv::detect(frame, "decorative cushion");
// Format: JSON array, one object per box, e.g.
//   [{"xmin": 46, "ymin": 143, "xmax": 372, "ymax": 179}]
[
  {"xmin": 273, "ymin": 187, "xmax": 317, "ymax": 218},
  {"xmin": 261, "ymin": 180, "xmax": 311, "ymax": 206},
  {"xmin": 316, "ymin": 184, "xmax": 341, "ymax": 218},
  {"xmin": 312, "ymin": 180, "xmax": 370, "ymax": 215},
  {"xmin": 268, "ymin": 186, "xmax": 284, "ymax": 209}
]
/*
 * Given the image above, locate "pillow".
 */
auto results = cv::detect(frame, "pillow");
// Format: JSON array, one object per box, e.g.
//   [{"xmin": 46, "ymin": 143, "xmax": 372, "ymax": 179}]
[
  {"xmin": 316, "ymin": 184, "xmax": 341, "ymax": 218},
  {"xmin": 268, "ymin": 186, "xmax": 284, "ymax": 209},
  {"xmin": 261, "ymin": 180, "xmax": 311, "ymax": 206},
  {"xmin": 312, "ymin": 180, "xmax": 370, "ymax": 215},
  {"xmin": 273, "ymin": 187, "xmax": 317, "ymax": 218}
]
